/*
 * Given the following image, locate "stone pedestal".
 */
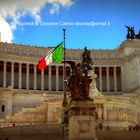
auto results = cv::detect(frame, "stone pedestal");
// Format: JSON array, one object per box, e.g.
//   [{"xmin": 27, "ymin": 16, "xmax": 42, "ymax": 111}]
[{"xmin": 65, "ymin": 101, "xmax": 97, "ymax": 140}]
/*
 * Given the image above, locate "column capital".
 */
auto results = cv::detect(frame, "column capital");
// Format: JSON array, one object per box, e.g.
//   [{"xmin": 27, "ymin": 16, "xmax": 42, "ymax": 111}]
[
  {"xmin": 55, "ymin": 65, "xmax": 59, "ymax": 68},
  {"xmin": 11, "ymin": 62, "xmax": 14, "ymax": 65},
  {"xmin": 49, "ymin": 65, "xmax": 52, "ymax": 69},
  {"xmin": 19, "ymin": 62, "xmax": 22, "ymax": 65},
  {"xmin": 3, "ymin": 61, "xmax": 7, "ymax": 64},
  {"xmin": 26, "ymin": 63, "xmax": 30, "ymax": 66},
  {"xmin": 99, "ymin": 66, "xmax": 102, "ymax": 69},
  {"xmin": 106, "ymin": 66, "xmax": 109, "ymax": 70}
]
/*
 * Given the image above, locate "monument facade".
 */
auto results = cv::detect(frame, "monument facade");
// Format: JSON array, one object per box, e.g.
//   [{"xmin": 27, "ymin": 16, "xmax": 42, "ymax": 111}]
[{"xmin": 0, "ymin": 39, "xmax": 140, "ymax": 130}]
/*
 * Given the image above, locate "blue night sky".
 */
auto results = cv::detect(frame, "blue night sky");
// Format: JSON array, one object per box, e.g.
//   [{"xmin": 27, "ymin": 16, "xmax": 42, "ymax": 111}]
[{"xmin": 1, "ymin": 0, "xmax": 140, "ymax": 50}]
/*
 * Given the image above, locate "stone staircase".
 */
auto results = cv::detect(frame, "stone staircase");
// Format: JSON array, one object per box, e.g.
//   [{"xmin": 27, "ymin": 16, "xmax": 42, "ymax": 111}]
[
  {"xmin": 1, "ymin": 100, "xmax": 48, "ymax": 126},
  {"xmin": 0, "ymin": 100, "xmax": 65, "ymax": 140},
  {"xmin": 0, "ymin": 124, "xmax": 65, "ymax": 140}
]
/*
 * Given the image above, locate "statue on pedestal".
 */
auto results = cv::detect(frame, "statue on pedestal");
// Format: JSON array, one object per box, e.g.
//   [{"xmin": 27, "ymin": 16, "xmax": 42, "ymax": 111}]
[
  {"xmin": 125, "ymin": 26, "xmax": 135, "ymax": 39},
  {"xmin": 63, "ymin": 47, "xmax": 93, "ymax": 100},
  {"xmin": 82, "ymin": 47, "xmax": 92, "ymax": 66},
  {"xmin": 62, "ymin": 48, "xmax": 99, "ymax": 140},
  {"xmin": 135, "ymin": 30, "xmax": 140, "ymax": 39},
  {"xmin": 125, "ymin": 26, "xmax": 140, "ymax": 39}
]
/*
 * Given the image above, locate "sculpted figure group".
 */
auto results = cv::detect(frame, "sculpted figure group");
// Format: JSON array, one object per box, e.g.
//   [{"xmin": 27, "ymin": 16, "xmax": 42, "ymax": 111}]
[
  {"xmin": 125, "ymin": 26, "xmax": 140, "ymax": 39},
  {"xmin": 63, "ymin": 47, "xmax": 93, "ymax": 100}
]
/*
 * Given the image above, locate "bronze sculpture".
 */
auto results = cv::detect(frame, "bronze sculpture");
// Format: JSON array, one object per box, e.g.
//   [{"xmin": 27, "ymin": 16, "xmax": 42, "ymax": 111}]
[
  {"xmin": 82, "ymin": 47, "xmax": 92, "ymax": 65},
  {"xmin": 135, "ymin": 30, "xmax": 140, "ymax": 39},
  {"xmin": 63, "ymin": 47, "xmax": 93, "ymax": 100},
  {"xmin": 125, "ymin": 26, "xmax": 140, "ymax": 39},
  {"xmin": 125, "ymin": 26, "xmax": 135, "ymax": 39}
]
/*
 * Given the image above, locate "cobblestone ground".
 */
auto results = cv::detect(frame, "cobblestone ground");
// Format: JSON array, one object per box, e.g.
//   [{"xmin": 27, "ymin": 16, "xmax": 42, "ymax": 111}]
[{"xmin": 0, "ymin": 125, "xmax": 140, "ymax": 140}]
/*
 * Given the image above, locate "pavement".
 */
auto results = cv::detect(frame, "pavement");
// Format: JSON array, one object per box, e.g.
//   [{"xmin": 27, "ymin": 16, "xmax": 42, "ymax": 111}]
[{"xmin": 0, "ymin": 124, "xmax": 140, "ymax": 140}]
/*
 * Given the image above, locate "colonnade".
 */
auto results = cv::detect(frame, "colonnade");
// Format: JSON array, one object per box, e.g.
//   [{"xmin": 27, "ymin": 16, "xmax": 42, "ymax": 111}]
[{"xmin": 0, "ymin": 61, "xmax": 122, "ymax": 92}]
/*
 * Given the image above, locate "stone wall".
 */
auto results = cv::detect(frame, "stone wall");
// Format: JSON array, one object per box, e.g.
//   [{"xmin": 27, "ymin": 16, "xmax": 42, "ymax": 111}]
[
  {"xmin": 0, "ymin": 89, "xmax": 63, "ymax": 126},
  {"xmin": 0, "ymin": 90, "xmax": 140, "ymax": 129},
  {"xmin": 123, "ymin": 57, "xmax": 139, "ymax": 91}
]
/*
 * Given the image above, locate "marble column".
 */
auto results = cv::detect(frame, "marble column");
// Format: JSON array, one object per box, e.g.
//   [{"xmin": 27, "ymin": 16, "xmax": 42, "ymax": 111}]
[
  {"xmin": 26, "ymin": 63, "xmax": 29, "ymax": 90},
  {"xmin": 121, "ymin": 66, "xmax": 125, "ymax": 91},
  {"xmin": 11, "ymin": 62, "xmax": 14, "ymax": 88},
  {"xmin": 48, "ymin": 65, "xmax": 52, "ymax": 91},
  {"xmin": 56, "ymin": 65, "xmax": 59, "ymax": 91},
  {"xmin": 99, "ymin": 67, "xmax": 102, "ymax": 92},
  {"xmin": 18, "ymin": 63, "xmax": 22, "ymax": 89},
  {"xmin": 3, "ymin": 61, "xmax": 7, "ymax": 87},
  {"xmin": 34, "ymin": 64, "xmax": 37, "ymax": 90},
  {"xmin": 114, "ymin": 66, "xmax": 117, "ymax": 92},
  {"xmin": 41, "ymin": 69, "xmax": 44, "ymax": 90},
  {"xmin": 106, "ymin": 66, "xmax": 110, "ymax": 92}
]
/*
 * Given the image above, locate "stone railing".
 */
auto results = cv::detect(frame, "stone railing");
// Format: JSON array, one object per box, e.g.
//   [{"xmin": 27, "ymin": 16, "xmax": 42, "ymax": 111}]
[{"xmin": 0, "ymin": 43, "xmax": 123, "ymax": 61}]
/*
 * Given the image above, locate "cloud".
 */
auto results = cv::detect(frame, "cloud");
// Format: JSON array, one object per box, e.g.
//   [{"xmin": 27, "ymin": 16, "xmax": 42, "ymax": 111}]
[
  {"xmin": 50, "ymin": 3, "xmax": 60, "ymax": 14},
  {"xmin": 0, "ymin": 0, "xmax": 74, "ymax": 43},
  {"xmin": 49, "ymin": 0, "xmax": 74, "ymax": 14},
  {"xmin": 0, "ymin": 15, "xmax": 13, "ymax": 43}
]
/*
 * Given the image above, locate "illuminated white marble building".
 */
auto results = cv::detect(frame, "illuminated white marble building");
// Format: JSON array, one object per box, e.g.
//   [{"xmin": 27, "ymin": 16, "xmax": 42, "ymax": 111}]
[{"xmin": 0, "ymin": 40, "xmax": 140, "ymax": 129}]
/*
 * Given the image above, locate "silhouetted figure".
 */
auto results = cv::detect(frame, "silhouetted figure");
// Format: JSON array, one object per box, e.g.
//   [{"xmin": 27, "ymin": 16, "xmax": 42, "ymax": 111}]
[
  {"xmin": 125, "ymin": 26, "xmax": 135, "ymax": 39},
  {"xmin": 82, "ymin": 47, "xmax": 92, "ymax": 65},
  {"xmin": 135, "ymin": 30, "xmax": 140, "ymax": 39},
  {"xmin": 125, "ymin": 26, "xmax": 131, "ymax": 39},
  {"xmin": 131, "ymin": 27, "xmax": 135, "ymax": 39}
]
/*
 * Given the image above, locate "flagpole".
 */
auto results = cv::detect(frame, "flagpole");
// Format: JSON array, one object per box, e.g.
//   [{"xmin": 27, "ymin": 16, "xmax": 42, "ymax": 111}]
[{"xmin": 62, "ymin": 29, "xmax": 67, "ymax": 106}]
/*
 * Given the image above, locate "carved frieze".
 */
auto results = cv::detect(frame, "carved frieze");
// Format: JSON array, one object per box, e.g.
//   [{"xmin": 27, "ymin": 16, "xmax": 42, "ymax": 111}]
[{"xmin": 0, "ymin": 42, "xmax": 129, "ymax": 63}]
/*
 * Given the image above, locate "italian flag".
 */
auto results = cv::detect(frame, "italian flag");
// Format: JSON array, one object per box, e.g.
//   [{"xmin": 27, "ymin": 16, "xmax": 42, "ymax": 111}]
[{"xmin": 38, "ymin": 42, "xmax": 63, "ymax": 70}]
